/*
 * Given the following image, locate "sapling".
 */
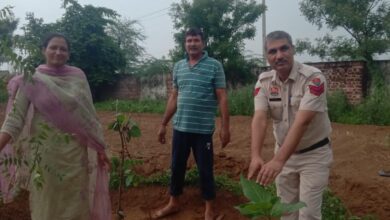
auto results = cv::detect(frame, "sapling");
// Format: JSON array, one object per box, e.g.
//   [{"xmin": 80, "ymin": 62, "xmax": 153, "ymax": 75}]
[
  {"xmin": 235, "ymin": 175, "xmax": 306, "ymax": 220},
  {"xmin": 108, "ymin": 109, "xmax": 141, "ymax": 220}
]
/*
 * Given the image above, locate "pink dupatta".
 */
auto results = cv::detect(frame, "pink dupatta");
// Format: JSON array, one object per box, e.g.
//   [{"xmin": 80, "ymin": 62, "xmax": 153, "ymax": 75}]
[{"xmin": 0, "ymin": 64, "xmax": 111, "ymax": 220}]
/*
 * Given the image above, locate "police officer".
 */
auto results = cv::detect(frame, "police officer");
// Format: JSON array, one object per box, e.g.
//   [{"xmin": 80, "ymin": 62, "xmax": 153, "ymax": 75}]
[{"xmin": 248, "ymin": 30, "xmax": 333, "ymax": 219}]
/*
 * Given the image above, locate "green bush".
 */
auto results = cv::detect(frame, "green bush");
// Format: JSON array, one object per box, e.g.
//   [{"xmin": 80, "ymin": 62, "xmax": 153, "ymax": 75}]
[
  {"xmin": 355, "ymin": 86, "xmax": 390, "ymax": 125},
  {"xmin": 327, "ymin": 90, "xmax": 351, "ymax": 122},
  {"xmin": 227, "ymin": 85, "xmax": 254, "ymax": 116},
  {"xmin": 327, "ymin": 86, "xmax": 390, "ymax": 125},
  {"xmin": 322, "ymin": 189, "xmax": 378, "ymax": 220}
]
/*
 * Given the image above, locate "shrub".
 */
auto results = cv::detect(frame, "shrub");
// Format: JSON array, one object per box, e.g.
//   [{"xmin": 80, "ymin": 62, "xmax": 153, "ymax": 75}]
[{"xmin": 227, "ymin": 85, "xmax": 254, "ymax": 116}]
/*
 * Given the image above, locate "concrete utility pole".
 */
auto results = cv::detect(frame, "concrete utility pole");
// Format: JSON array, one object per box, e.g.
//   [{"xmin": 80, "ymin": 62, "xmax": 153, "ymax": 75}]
[{"xmin": 262, "ymin": 0, "xmax": 266, "ymax": 65}]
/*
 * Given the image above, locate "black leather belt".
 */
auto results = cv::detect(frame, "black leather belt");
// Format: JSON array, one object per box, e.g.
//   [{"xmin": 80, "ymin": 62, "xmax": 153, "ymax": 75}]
[{"xmin": 295, "ymin": 137, "xmax": 329, "ymax": 154}]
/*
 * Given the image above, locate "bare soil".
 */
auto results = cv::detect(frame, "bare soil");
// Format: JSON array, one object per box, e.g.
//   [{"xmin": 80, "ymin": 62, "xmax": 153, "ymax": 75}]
[{"xmin": 1, "ymin": 111, "xmax": 389, "ymax": 220}]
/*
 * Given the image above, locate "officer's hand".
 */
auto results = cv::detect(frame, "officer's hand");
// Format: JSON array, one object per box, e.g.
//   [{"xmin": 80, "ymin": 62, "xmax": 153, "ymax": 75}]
[
  {"xmin": 219, "ymin": 128, "xmax": 230, "ymax": 148},
  {"xmin": 157, "ymin": 125, "xmax": 167, "ymax": 144},
  {"xmin": 257, "ymin": 158, "xmax": 284, "ymax": 186},
  {"xmin": 247, "ymin": 157, "xmax": 265, "ymax": 179}
]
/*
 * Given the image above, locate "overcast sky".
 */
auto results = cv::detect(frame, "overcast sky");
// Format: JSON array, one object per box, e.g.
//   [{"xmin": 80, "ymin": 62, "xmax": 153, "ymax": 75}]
[{"xmin": 2, "ymin": 0, "xmax": 350, "ymax": 62}]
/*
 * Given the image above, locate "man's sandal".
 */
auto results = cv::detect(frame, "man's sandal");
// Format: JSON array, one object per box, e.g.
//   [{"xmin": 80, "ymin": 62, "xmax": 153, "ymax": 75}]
[{"xmin": 378, "ymin": 169, "xmax": 390, "ymax": 177}]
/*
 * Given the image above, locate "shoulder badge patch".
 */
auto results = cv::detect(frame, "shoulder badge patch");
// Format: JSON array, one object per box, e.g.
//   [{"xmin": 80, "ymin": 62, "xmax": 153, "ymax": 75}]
[
  {"xmin": 254, "ymin": 87, "xmax": 261, "ymax": 96},
  {"xmin": 270, "ymin": 86, "xmax": 280, "ymax": 97},
  {"xmin": 309, "ymin": 77, "xmax": 324, "ymax": 96}
]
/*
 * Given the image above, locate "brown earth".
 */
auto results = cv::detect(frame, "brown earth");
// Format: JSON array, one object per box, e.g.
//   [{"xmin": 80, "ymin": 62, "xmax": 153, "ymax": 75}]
[{"xmin": 1, "ymin": 111, "xmax": 390, "ymax": 220}]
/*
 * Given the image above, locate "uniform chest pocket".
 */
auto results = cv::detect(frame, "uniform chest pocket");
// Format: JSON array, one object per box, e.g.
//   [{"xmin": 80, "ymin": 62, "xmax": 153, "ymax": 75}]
[
  {"xmin": 269, "ymin": 100, "xmax": 283, "ymax": 121},
  {"xmin": 290, "ymin": 96, "xmax": 302, "ymax": 112}
]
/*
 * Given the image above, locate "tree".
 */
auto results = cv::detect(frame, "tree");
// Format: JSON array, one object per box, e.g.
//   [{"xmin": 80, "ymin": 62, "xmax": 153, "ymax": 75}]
[
  {"xmin": 169, "ymin": 0, "xmax": 265, "ymax": 87},
  {"xmin": 15, "ymin": 0, "xmax": 129, "ymax": 99},
  {"xmin": 18, "ymin": 13, "xmax": 61, "ymax": 73},
  {"xmin": 0, "ymin": 6, "xmax": 18, "ymax": 64},
  {"xmin": 60, "ymin": 1, "xmax": 126, "ymax": 99},
  {"xmin": 297, "ymin": 0, "xmax": 390, "ymax": 62},
  {"xmin": 106, "ymin": 18, "xmax": 146, "ymax": 74},
  {"xmin": 135, "ymin": 57, "xmax": 173, "ymax": 76}
]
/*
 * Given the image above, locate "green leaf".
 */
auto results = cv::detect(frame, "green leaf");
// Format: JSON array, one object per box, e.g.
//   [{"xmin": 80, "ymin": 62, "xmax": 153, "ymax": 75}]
[
  {"xmin": 128, "ymin": 125, "xmax": 141, "ymax": 138},
  {"xmin": 110, "ymin": 157, "xmax": 120, "ymax": 170},
  {"xmin": 234, "ymin": 202, "xmax": 266, "ymax": 218},
  {"xmin": 240, "ymin": 174, "xmax": 273, "ymax": 203},
  {"xmin": 270, "ymin": 200, "xmax": 306, "ymax": 217},
  {"xmin": 107, "ymin": 121, "xmax": 117, "ymax": 130},
  {"xmin": 116, "ymin": 113, "xmax": 125, "ymax": 124},
  {"xmin": 125, "ymin": 175, "xmax": 134, "ymax": 187}
]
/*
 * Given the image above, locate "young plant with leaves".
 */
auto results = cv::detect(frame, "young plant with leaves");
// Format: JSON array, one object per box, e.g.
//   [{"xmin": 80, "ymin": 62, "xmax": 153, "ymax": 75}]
[
  {"xmin": 235, "ymin": 175, "xmax": 306, "ymax": 219},
  {"xmin": 0, "ymin": 122, "xmax": 67, "ymax": 200},
  {"xmin": 108, "ymin": 111, "xmax": 141, "ymax": 220},
  {"xmin": 109, "ymin": 156, "xmax": 142, "ymax": 189}
]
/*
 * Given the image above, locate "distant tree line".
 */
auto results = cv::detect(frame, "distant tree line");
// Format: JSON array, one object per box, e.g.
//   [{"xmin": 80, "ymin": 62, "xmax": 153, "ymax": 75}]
[{"xmin": 1, "ymin": 0, "xmax": 389, "ymax": 99}]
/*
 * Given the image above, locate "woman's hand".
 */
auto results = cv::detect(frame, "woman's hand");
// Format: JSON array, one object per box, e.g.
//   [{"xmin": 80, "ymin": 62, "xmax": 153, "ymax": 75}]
[{"xmin": 98, "ymin": 151, "xmax": 111, "ymax": 171}]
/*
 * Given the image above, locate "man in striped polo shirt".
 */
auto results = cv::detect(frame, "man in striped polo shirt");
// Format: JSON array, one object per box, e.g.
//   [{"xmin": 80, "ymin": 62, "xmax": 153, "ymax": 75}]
[{"xmin": 152, "ymin": 27, "xmax": 230, "ymax": 220}]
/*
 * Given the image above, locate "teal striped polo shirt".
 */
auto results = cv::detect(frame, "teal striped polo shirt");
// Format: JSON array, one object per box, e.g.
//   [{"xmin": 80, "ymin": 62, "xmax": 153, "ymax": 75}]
[{"xmin": 172, "ymin": 51, "xmax": 226, "ymax": 134}]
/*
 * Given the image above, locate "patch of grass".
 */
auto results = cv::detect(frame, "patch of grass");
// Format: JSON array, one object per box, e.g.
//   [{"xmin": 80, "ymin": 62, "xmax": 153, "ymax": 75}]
[
  {"xmin": 142, "ymin": 170, "xmax": 171, "ymax": 186},
  {"xmin": 95, "ymin": 99, "xmax": 166, "ymax": 113},
  {"xmin": 227, "ymin": 85, "xmax": 254, "ymax": 116},
  {"xmin": 110, "ymin": 161, "xmax": 377, "ymax": 219},
  {"xmin": 214, "ymin": 173, "xmax": 242, "ymax": 195},
  {"xmin": 95, "ymin": 85, "xmax": 256, "ymax": 116},
  {"xmin": 327, "ymin": 86, "xmax": 390, "ymax": 125},
  {"xmin": 322, "ymin": 189, "xmax": 378, "ymax": 220}
]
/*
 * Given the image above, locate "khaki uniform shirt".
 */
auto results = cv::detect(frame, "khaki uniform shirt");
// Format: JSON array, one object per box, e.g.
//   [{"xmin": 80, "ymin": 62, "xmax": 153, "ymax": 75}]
[{"xmin": 254, "ymin": 61, "xmax": 331, "ymax": 151}]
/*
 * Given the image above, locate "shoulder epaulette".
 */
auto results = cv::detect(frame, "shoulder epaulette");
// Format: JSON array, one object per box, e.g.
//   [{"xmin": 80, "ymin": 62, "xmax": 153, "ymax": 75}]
[
  {"xmin": 298, "ymin": 63, "xmax": 322, "ymax": 78},
  {"xmin": 258, "ymin": 70, "xmax": 274, "ymax": 81}
]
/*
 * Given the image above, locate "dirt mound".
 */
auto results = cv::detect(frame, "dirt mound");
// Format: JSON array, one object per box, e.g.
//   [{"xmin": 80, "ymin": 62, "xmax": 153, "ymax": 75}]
[{"xmin": 0, "ymin": 111, "xmax": 389, "ymax": 219}]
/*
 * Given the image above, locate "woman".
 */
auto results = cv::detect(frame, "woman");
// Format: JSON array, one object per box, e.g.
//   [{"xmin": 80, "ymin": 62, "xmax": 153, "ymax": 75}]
[{"xmin": 0, "ymin": 33, "xmax": 111, "ymax": 220}]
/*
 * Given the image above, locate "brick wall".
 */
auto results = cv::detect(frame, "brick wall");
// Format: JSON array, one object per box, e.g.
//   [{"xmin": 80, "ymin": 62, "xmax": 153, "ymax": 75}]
[
  {"xmin": 100, "ymin": 74, "xmax": 172, "ymax": 100},
  {"xmin": 104, "ymin": 60, "xmax": 390, "ymax": 105},
  {"xmin": 99, "ymin": 75, "xmax": 140, "ymax": 100}
]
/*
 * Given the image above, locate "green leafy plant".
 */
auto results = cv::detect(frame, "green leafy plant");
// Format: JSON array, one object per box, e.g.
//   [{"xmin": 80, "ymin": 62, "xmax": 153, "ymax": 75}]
[
  {"xmin": 235, "ymin": 175, "xmax": 306, "ymax": 219},
  {"xmin": 0, "ymin": 122, "xmax": 66, "ymax": 193},
  {"xmin": 108, "ymin": 109, "xmax": 141, "ymax": 220},
  {"xmin": 109, "ymin": 157, "xmax": 142, "ymax": 189}
]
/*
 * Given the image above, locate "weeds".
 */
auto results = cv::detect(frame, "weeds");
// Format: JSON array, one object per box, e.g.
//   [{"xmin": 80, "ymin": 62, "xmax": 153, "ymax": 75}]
[
  {"xmin": 322, "ymin": 190, "xmax": 378, "ymax": 220},
  {"xmin": 327, "ymin": 87, "xmax": 390, "ymax": 125},
  {"xmin": 95, "ymin": 99, "xmax": 166, "ymax": 113},
  {"xmin": 227, "ymin": 85, "xmax": 254, "ymax": 116},
  {"xmin": 111, "ymin": 164, "xmax": 375, "ymax": 219}
]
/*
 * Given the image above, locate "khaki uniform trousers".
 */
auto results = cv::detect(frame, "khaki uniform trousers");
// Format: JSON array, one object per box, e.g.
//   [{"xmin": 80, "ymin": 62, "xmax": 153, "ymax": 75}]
[{"xmin": 276, "ymin": 144, "xmax": 333, "ymax": 220}]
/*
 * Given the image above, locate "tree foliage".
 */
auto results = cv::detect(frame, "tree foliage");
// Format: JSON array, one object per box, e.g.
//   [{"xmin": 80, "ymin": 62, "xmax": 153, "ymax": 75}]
[
  {"xmin": 169, "ymin": 0, "xmax": 265, "ymax": 86},
  {"xmin": 0, "ymin": 6, "xmax": 18, "ymax": 64},
  {"xmin": 59, "ymin": 1, "xmax": 126, "ymax": 99},
  {"xmin": 106, "ymin": 18, "xmax": 146, "ymax": 74},
  {"xmin": 0, "ymin": 6, "xmax": 36, "ymax": 76},
  {"xmin": 135, "ymin": 57, "xmax": 172, "ymax": 76},
  {"xmin": 297, "ymin": 0, "xmax": 390, "ymax": 62},
  {"xmin": 1, "ymin": 0, "xmax": 146, "ymax": 100}
]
